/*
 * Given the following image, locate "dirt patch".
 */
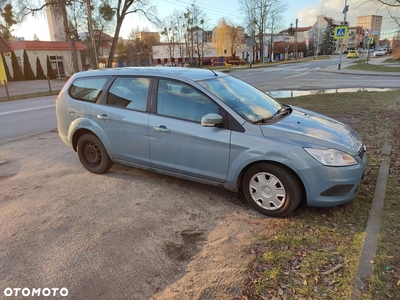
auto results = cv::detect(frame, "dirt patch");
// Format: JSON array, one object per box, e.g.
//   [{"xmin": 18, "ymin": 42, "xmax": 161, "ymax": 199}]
[{"xmin": 152, "ymin": 215, "xmax": 260, "ymax": 300}]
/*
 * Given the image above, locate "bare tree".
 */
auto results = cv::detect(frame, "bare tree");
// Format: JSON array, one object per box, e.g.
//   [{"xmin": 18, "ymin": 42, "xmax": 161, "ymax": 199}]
[
  {"xmin": 99, "ymin": 0, "xmax": 157, "ymax": 68},
  {"xmin": 240, "ymin": 0, "xmax": 287, "ymax": 62},
  {"xmin": 374, "ymin": 0, "xmax": 400, "ymax": 6},
  {"xmin": 182, "ymin": 2, "xmax": 208, "ymax": 67},
  {"xmin": 368, "ymin": 0, "xmax": 400, "ymax": 27},
  {"xmin": 160, "ymin": 14, "xmax": 179, "ymax": 63}
]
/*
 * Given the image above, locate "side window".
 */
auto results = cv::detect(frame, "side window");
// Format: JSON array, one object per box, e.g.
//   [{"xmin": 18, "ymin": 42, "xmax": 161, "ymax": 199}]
[
  {"xmin": 157, "ymin": 79, "xmax": 219, "ymax": 122},
  {"xmin": 106, "ymin": 77, "xmax": 150, "ymax": 111},
  {"xmin": 69, "ymin": 77, "xmax": 108, "ymax": 102}
]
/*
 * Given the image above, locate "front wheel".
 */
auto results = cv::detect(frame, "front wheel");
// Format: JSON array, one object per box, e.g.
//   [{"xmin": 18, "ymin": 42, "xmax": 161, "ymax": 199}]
[
  {"xmin": 77, "ymin": 134, "xmax": 113, "ymax": 174},
  {"xmin": 242, "ymin": 163, "xmax": 303, "ymax": 218}
]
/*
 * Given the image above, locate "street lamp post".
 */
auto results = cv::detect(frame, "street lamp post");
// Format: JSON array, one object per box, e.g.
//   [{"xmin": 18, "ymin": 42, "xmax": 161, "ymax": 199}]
[
  {"xmin": 366, "ymin": 29, "xmax": 371, "ymax": 64},
  {"xmin": 321, "ymin": 0, "xmax": 331, "ymax": 15}
]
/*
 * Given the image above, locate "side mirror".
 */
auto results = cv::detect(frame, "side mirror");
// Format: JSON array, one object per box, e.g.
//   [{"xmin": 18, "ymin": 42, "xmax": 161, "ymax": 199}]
[{"xmin": 201, "ymin": 113, "xmax": 223, "ymax": 127}]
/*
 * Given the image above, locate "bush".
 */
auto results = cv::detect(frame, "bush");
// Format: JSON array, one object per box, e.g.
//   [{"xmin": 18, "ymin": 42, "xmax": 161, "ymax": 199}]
[
  {"xmin": 10, "ymin": 51, "xmax": 24, "ymax": 81},
  {"xmin": 23, "ymin": 50, "xmax": 36, "ymax": 80},
  {"xmin": 35, "ymin": 57, "xmax": 47, "ymax": 79}
]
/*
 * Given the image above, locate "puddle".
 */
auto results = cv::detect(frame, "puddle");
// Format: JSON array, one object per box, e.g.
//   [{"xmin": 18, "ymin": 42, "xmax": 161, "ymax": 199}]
[{"xmin": 267, "ymin": 88, "xmax": 399, "ymax": 98}]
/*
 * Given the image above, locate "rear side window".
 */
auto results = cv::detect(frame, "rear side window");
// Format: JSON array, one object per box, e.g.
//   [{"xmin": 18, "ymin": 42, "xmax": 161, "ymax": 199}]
[{"xmin": 69, "ymin": 77, "xmax": 109, "ymax": 102}]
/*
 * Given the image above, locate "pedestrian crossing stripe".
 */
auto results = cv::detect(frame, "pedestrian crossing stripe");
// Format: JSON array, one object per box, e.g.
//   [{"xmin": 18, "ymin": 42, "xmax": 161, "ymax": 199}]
[{"xmin": 334, "ymin": 26, "xmax": 348, "ymax": 39}]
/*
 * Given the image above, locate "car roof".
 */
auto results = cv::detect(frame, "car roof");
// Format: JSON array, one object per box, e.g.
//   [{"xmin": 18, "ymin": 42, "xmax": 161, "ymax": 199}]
[{"xmin": 73, "ymin": 67, "xmax": 227, "ymax": 82}]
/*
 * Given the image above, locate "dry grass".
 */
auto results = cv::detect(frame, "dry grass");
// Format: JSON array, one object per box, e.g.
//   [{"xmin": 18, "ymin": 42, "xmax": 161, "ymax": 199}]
[{"xmin": 242, "ymin": 91, "xmax": 400, "ymax": 299}]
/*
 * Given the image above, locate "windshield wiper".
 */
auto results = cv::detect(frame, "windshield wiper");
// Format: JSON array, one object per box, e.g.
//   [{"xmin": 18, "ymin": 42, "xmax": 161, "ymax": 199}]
[{"xmin": 253, "ymin": 104, "xmax": 292, "ymax": 124}]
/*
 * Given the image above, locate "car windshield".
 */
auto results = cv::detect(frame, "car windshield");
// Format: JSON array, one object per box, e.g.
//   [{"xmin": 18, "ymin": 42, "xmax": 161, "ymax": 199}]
[{"xmin": 197, "ymin": 75, "xmax": 283, "ymax": 123}]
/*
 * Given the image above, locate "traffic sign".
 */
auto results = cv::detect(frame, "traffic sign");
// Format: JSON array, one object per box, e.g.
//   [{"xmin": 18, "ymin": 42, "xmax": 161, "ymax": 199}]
[
  {"xmin": 368, "ymin": 37, "xmax": 374, "ymax": 44},
  {"xmin": 334, "ymin": 26, "xmax": 348, "ymax": 39}
]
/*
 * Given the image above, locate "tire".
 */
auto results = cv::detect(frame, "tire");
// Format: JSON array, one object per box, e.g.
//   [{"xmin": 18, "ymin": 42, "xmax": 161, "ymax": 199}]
[
  {"xmin": 242, "ymin": 163, "xmax": 303, "ymax": 218},
  {"xmin": 77, "ymin": 134, "xmax": 113, "ymax": 174}
]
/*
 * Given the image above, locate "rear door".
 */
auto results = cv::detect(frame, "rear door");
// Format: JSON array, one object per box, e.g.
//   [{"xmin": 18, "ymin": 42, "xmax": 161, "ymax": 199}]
[
  {"xmin": 91, "ymin": 76, "xmax": 151, "ymax": 166},
  {"xmin": 148, "ymin": 79, "xmax": 231, "ymax": 182}
]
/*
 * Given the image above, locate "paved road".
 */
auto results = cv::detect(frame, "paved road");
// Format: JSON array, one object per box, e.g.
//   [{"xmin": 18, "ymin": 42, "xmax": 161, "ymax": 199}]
[
  {"xmin": 231, "ymin": 57, "xmax": 400, "ymax": 92},
  {"xmin": 0, "ymin": 96, "xmax": 57, "ymax": 144}
]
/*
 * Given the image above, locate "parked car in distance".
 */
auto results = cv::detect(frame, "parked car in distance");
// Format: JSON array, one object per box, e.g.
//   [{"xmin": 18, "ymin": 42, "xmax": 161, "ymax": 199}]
[
  {"xmin": 347, "ymin": 50, "xmax": 359, "ymax": 59},
  {"xmin": 56, "ymin": 68, "xmax": 367, "ymax": 218},
  {"xmin": 374, "ymin": 49, "xmax": 385, "ymax": 56}
]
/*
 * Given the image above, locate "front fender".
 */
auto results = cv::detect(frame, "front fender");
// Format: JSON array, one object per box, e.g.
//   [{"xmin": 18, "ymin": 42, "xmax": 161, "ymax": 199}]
[{"xmin": 224, "ymin": 132, "xmax": 319, "ymax": 190}]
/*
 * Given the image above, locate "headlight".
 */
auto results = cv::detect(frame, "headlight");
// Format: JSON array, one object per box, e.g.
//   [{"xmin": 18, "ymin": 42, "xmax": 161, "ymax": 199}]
[{"xmin": 304, "ymin": 148, "xmax": 358, "ymax": 166}]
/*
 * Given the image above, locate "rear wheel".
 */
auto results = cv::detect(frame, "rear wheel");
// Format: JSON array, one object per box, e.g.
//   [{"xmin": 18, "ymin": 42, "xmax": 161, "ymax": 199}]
[
  {"xmin": 77, "ymin": 134, "xmax": 113, "ymax": 174},
  {"xmin": 242, "ymin": 163, "xmax": 303, "ymax": 218}
]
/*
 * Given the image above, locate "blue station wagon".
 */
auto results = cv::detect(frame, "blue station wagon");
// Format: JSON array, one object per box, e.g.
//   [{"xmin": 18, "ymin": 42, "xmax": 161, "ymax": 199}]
[{"xmin": 56, "ymin": 67, "xmax": 367, "ymax": 217}]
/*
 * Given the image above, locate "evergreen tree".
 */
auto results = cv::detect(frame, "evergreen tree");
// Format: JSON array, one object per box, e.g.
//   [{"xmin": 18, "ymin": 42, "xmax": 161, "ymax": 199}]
[
  {"xmin": 46, "ymin": 55, "xmax": 56, "ymax": 79},
  {"xmin": 321, "ymin": 25, "xmax": 335, "ymax": 55},
  {"xmin": 35, "ymin": 57, "xmax": 46, "ymax": 79},
  {"xmin": 10, "ymin": 51, "xmax": 24, "ymax": 81},
  {"xmin": 1, "ymin": 53, "xmax": 13, "ymax": 82},
  {"xmin": 23, "ymin": 50, "xmax": 36, "ymax": 80}
]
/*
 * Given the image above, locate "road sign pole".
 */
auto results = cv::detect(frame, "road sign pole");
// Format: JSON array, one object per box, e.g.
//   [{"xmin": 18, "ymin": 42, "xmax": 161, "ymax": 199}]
[
  {"xmin": 366, "ymin": 31, "xmax": 371, "ymax": 64},
  {"xmin": 338, "ymin": 0, "xmax": 348, "ymax": 70}
]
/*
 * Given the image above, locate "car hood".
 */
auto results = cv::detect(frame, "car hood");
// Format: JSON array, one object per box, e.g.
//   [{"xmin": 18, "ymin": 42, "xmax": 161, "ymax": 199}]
[{"xmin": 260, "ymin": 106, "xmax": 362, "ymax": 152}]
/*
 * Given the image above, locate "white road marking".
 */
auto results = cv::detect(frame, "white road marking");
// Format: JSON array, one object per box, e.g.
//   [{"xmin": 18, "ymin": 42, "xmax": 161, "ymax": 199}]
[{"xmin": 0, "ymin": 104, "xmax": 55, "ymax": 116}]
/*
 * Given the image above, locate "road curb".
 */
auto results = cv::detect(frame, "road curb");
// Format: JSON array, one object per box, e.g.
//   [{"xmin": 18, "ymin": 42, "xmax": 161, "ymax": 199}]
[
  {"xmin": 319, "ymin": 69, "xmax": 400, "ymax": 77},
  {"xmin": 351, "ymin": 141, "xmax": 392, "ymax": 299}
]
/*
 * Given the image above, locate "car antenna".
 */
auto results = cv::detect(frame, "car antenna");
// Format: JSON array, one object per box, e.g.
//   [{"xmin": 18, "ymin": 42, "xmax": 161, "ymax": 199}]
[{"xmin": 208, "ymin": 68, "xmax": 218, "ymax": 77}]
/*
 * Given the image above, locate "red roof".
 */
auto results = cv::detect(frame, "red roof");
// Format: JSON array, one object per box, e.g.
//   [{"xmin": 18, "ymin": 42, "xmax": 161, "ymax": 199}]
[
  {"xmin": 280, "ymin": 26, "xmax": 312, "ymax": 34},
  {"xmin": 8, "ymin": 41, "xmax": 84, "ymax": 51}
]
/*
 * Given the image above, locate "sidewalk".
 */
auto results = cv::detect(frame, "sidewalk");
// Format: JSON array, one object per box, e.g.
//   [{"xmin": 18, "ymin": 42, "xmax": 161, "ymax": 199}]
[
  {"xmin": 323, "ymin": 55, "xmax": 400, "ymax": 77},
  {"xmin": 0, "ymin": 79, "xmax": 67, "ymax": 99}
]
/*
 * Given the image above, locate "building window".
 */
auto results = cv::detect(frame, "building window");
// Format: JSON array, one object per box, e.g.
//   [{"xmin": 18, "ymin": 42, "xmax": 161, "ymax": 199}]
[{"xmin": 49, "ymin": 55, "xmax": 65, "ymax": 78}]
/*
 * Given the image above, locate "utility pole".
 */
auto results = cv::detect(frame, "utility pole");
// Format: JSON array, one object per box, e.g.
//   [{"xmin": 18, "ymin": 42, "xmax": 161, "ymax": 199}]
[
  {"xmin": 269, "ymin": 17, "xmax": 274, "ymax": 63},
  {"xmin": 338, "ymin": 0, "xmax": 348, "ymax": 70},
  {"xmin": 294, "ymin": 18, "xmax": 298, "ymax": 61}
]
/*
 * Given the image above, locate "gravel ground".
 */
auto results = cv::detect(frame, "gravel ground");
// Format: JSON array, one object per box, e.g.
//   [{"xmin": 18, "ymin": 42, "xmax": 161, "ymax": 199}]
[{"xmin": 0, "ymin": 131, "xmax": 264, "ymax": 299}]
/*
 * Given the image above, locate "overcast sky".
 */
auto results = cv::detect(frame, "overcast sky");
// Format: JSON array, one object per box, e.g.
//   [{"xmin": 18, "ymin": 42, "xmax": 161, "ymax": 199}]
[{"xmin": 13, "ymin": 0, "xmax": 399, "ymax": 41}]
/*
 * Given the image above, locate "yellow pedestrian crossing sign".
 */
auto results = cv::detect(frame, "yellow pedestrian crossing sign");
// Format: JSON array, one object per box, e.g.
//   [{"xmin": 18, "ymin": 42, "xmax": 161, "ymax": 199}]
[{"xmin": 334, "ymin": 26, "xmax": 348, "ymax": 39}]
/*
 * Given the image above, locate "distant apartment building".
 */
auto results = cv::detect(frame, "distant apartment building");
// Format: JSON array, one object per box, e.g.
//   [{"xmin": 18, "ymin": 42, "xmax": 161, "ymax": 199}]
[
  {"xmin": 356, "ymin": 15, "xmax": 382, "ymax": 42},
  {"xmin": 135, "ymin": 32, "xmax": 160, "ymax": 44},
  {"xmin": 347, "ymin": 26, "xmax": 364, "ymax": 49}
]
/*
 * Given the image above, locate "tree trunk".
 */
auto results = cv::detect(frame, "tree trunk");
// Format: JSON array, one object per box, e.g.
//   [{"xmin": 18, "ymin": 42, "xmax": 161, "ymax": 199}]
[
  {"xmin": 107, "ymin": 19, "xmax": 124, "ymax": 68},
  {"xmin": 60, "ymin": 0, "xmax": 79, "ymax": 73}
]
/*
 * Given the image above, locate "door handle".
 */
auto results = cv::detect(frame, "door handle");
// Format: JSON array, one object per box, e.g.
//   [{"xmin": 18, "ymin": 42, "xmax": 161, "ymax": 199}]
[
  {"xmin": 153, "ymin": 125, "xmax": 171, "ymax": 133},
  {"xmin": 97, "ymin": 114, "xmax": 111, "ymax": 121}
]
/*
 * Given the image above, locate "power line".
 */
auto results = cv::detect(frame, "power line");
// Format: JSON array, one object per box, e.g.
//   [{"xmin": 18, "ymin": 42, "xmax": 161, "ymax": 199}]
[{"xmin": 157, "ymin": 0, "xmax": 243, "ymax": 21}]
